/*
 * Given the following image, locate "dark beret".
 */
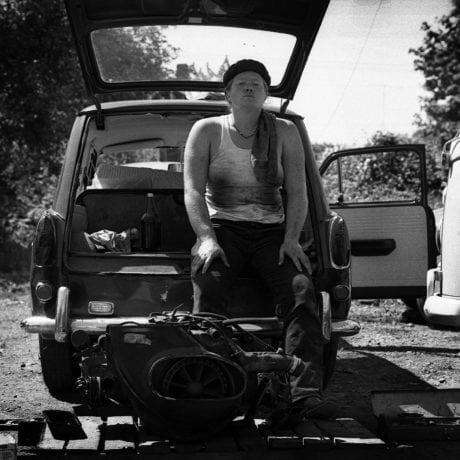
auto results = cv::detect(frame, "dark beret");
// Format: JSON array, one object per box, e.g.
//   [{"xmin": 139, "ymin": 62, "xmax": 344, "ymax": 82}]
[{"xmin": 223, "ymin": 59, "xmax": 271, "ymax": 87}]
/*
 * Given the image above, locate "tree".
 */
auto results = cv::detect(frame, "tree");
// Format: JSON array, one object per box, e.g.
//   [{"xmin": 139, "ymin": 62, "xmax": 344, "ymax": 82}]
[
  {"xmin": 92, "ymin": 26, "xmax": 178, "ymax": 84},
  {"xmin": 0, "ymin": 0, "xmax": 87, "ymax": 255},
  {"xmin": 410, "ymin": 0, "xmax": 460, "ymax": 146},
  {"xmin": 0, "ymin": 0, "xmax": 178, "ymax": 267}
]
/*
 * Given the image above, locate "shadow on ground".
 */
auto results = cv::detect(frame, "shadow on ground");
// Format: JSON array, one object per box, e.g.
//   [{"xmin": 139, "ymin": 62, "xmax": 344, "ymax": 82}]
[{"xmin": 327, "ymin": 338, "xmax": 437, "ymax": 432}]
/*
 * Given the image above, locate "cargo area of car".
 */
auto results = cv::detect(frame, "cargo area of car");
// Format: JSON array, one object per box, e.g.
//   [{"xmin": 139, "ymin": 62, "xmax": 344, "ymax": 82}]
[
  {"xmin": 70, "ymin": 189, "xmax": 195, "ymax": 253},
  {"xmin": 67, "ymin": 110, "xmax": 196, "ymax": 253}
]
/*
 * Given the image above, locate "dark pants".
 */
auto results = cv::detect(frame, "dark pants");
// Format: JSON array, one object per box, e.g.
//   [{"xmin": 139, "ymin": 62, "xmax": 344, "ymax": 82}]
[{"xmin": 191, "ymin": 219, "xmax": 324, "ymax": 402}]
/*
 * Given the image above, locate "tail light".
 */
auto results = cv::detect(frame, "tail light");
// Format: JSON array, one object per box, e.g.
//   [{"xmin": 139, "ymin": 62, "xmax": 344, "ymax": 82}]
[
  {"xmin": 35, "ymin": 281, "xmax": 54, "ymax": 302},
  {"xmin": 323, "ymin": 215, "xmax": 352, "ymax": 319},
  {"xmin": 329, "ymin": 215, "xmax": 350, "ymax": 269},
  {"xmin": 31, "ymin": 212, "xmax": 57, "ymax": 309},
  {"xmin": 328, "ymin": 215, "xmax": 350, "ymax": 269},
  {"xmin": 32, "ymin": 212, "xmax": 56, "ymax": 267}
]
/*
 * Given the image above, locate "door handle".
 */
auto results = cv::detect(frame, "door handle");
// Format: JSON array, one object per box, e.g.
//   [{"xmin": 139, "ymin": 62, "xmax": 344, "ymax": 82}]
[{"xmin": 351, "ymin": 239, "xmax": 396, "ymax": 256}]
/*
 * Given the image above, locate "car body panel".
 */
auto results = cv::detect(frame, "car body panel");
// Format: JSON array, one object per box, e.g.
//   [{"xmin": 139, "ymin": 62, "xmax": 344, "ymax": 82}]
[
  {"xmin": 338, "ymin": 204, "xmax": 431, "ymax": 298},
  {"xmin": 320, "ymin": 144, "xmax": 436, "ymax": 299},
  {"xmin": 424, "ymin": 133, "xmax": 460, "ymax": 327}
]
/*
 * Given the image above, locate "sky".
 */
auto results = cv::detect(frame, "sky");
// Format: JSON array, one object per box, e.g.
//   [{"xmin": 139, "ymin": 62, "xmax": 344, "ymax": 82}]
[
  {"xmin": 163, "ymin": 0, "xmax": 452, "ymax": 146},
  {"xmin": 290, "ymin": 0, "xmax": 453, "ymax": 145}
]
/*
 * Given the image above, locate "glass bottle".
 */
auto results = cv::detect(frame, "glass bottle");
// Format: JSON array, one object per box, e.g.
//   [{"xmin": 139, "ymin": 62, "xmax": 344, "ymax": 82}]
[{"xmin": 141, "ymin": 193, "xmax": 161, "ymax": 251}]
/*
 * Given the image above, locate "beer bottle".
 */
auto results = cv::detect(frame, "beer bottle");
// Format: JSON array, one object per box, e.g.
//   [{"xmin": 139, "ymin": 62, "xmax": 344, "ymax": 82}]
[{"xmin": 141, "ymin": 193, "xmax": 161, "ymax": 251}]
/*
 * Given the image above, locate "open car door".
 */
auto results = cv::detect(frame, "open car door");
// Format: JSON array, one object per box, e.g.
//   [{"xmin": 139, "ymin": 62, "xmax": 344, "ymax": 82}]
[{"xmin": 319, "ymin": 144, "xmax": 437, "ymax": 301}]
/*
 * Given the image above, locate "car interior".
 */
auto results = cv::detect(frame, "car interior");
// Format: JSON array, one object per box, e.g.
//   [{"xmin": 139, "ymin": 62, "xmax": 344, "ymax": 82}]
[
  {"xmin": 69, "ymin": 111, "xmax": 315, "ymax": 255},
  {"xmin": 70, "ymin": 112, "xmax": 198, "ymax": 254}
]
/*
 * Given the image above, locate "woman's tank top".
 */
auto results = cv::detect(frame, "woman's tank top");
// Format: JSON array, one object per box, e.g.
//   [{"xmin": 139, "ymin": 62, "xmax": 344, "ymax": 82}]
[{"xmin": 205, "ymin": 115, "xmax": 284, "ymax": 223}]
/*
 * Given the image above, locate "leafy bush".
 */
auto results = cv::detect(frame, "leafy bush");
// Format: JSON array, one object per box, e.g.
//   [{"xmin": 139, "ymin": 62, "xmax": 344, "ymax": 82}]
[{"xmin": 0, "ymin": 1, "xmax": 178, "ymax": 272}]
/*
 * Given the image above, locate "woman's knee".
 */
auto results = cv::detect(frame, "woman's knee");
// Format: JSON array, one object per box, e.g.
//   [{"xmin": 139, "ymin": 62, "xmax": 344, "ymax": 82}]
[{"xmin": 292, "ymin": 273, "xmax": 314, "ymax": 296}]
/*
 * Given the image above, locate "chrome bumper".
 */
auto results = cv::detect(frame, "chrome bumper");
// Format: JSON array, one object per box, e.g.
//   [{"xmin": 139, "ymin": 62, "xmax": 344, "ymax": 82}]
[
  {"xmin": 21, "ymin": 315, "xmax": 360, "ymax": 340},
  {"xmin": 22, "ymin": 287, "xmax": 359, "ymax": 342}
]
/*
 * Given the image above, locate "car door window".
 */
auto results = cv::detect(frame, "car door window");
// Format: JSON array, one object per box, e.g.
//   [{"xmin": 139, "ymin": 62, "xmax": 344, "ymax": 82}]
[{"xmin": 322, "ymin": 149, "xmax": 423, "ymax": 205}]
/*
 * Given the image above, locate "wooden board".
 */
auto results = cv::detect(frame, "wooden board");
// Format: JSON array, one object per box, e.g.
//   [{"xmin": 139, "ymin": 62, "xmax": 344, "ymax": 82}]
[
  {"xmin": 203, "ymin": 427, "xmax": 239, "ymax": 452},
  {"xmin": 65, "ymin": 416, "xmax": 103, "ymax": 454},
  {"xmin": 314, "ymin": 418, "xmax": 386, "ymax": 447},
  {"xmin": 135, "ymin": 419, "xmax": 171, "ymax": 454},
  {"xmin": 263, "ymin": 424, "xmax": 303, "ymax": 449},
  {"xmin": 19, "ymin": 414, "xmax": 389, "ymax": 455},
  {"xmin": 103, "ymin": 416, "xmax": 136, "ymax": 454},
  {"xmin": 293, "ymin": 419, "xmax": 333, "ymax": 449},
  {"xmin": 171, "ymin": 440, "xmax": 205, "ymax": 453},
  {"xmin": 34, "ymin": 424, "xmax": 66, "ymax": 454},
  {"xmin": 232, "ymin": 419, "xmax": 267, "ymax": 452}
]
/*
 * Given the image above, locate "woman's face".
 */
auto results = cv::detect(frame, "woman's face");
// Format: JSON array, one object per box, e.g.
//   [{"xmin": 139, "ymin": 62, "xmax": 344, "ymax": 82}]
[{"xmin": 226, "ymin": 71, "xmax": 268, "ymax": 110}]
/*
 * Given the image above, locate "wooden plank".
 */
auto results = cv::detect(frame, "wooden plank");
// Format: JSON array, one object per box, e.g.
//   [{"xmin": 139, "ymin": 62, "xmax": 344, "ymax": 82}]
[
  {"xmin": 65, "ymin": 416, "xmax": 103, "ymax": 454},
  {"xmin": 42, "ymin": 410, "xmax": 86, "ymax": 441},
  {"xmin": 103, "ymin": 416, "xmax": 136, "ymax": 455},
  {"xmin": 260, "ymin": 420, "xmax": 303, "ymax": 450},
  {"xmin": 172, "ymin": 440, "xmax": 205, "ymax": 453},
  {"xmin": 203, "ymin": 427, "xmax": 239, "ymax": 452},
  {"xmin": 231, "ymin": 419, "xmax": 267, "ymax": 452},
  {"xmin": 34, "ymin": 424, "xmax": 65, "ymax": 454},
  {"xmin": 314, "ymin": 418, "xmax": 386, "ymax": 447},
  {"xmin": 293, "ymin": 419, "xmax": 333, "ymax": 449},
  {"xmin": 135, "ymin": 420, "xmax": 171, "ymax": 454}
]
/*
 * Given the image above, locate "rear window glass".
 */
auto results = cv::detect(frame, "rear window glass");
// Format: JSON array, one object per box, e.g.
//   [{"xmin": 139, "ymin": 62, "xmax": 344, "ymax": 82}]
[
  {"xmin": 88, "ymin": 141, "xmax": 184, "ymax": 190},
  {"xmin": 90, "ymin": 25, "xmax": 296, "ymax": 86}
]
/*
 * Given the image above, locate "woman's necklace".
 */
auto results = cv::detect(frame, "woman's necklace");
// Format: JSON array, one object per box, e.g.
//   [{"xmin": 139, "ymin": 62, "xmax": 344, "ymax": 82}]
[{"xmin": 232, "ymin": 122, "xmax": 257, "ymax": 139}]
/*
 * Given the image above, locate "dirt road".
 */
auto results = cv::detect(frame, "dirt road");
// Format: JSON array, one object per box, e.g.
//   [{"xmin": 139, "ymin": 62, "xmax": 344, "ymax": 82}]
[{"xmin": 0, "ymin": 279, "xmax": 459, "ymax": 458}]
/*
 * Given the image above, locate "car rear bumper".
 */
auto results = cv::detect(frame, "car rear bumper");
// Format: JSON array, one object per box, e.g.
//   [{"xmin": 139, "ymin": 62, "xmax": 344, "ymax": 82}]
[
  {"xmin": 22, "ymin": 286, "xmax": 360, "ymax": 341},
  {"xmin": 21, "ymin": 315, "xmax": 360, "ymax": 340},
  {"xmin": 424, "ymin": 294, "xmax": 460, "ymax": 327}
]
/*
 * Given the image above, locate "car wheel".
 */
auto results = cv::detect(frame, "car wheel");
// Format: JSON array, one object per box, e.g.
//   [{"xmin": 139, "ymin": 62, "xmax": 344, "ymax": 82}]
[
  {"xmin": 322, "ymin": 337, "xmax": 338, "ymax": 389},
  {"xmin": 39, "ymin": 336, "xmax": 79, "ymax": 393},
  {"xmin": 402, "ymin": 297, "xmax": 427, "ymax": 322}
]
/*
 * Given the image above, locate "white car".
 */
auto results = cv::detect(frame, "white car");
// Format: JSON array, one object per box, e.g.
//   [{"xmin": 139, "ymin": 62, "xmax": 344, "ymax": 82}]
[{"xmin": 424, "ymin": 133, "xmax": 460, "ymax": 327}]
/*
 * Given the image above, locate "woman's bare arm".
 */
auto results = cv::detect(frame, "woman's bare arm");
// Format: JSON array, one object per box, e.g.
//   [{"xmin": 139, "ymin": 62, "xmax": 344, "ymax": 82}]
[
  {"xmin": 184, "ymin": 118, "xmax": 229, "ymax": 273},
  {"xmin": 278, "ymin": 120, "xmax": 311, "ymax": 272}
]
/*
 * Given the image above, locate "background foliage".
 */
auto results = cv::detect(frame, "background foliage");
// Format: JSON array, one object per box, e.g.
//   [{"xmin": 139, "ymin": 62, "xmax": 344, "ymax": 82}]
[
  {"xmin": 0, "ymin": 0, "xmax": 86, "ymax": 269},
  {"xmin": 410, "ymin": 0, "xmax": 460, "ymax": 146},
  {"xmin": 0, "ymin": 0, "xmax": 178, "ymax": 271}
]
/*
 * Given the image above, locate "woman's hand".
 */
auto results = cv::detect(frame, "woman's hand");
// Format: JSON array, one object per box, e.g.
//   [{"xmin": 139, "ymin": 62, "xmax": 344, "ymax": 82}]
[
  {"xmin": 279, "ymin": 238, "xmax": 312, "ymax": 274},
  {"xmin": 191, "ymin": 238, "xmax": 229, "ymax": 275}
]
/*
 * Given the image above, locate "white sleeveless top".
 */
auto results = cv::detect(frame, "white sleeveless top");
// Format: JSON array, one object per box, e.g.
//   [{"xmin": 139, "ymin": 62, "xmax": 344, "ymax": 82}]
[{"xmin": 205, "ymin": 115, "xmax": 284, "ymax": 223}]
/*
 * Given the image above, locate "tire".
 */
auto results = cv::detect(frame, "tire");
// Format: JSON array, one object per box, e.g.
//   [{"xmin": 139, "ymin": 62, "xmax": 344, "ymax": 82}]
[
  {"xmin": 402, "ymin": 297, "xmax": 427, "ymax": 322},
  {"xmin": 322, "ymin": 337, "xmax": 339, "ymax": 389},
  {"xmin": 39, "ymin": 336, "xmax": 79, "ymax": 393}
]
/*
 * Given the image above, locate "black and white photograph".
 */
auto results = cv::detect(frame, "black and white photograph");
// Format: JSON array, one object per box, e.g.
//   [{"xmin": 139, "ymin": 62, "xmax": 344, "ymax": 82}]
[{"xmin": 0, "ymin": 0, "xmax": 459, "ymax": 458}]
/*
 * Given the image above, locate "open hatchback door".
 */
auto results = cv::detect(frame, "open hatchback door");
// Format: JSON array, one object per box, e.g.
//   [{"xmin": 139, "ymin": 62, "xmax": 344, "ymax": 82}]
[{"xmin": 64, "ymin": 0, "xmax": 330, "ymax": 100}]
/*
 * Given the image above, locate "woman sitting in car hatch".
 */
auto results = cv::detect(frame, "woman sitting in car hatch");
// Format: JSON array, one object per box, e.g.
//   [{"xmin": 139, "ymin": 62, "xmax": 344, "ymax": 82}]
[{"xmin": 183, "ymin": 59, "xmax": 337, "ymax": 424}]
